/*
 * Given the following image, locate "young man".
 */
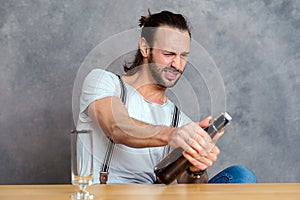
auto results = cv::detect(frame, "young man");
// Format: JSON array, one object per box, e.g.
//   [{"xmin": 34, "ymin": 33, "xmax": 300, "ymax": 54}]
[{"xmin": 76, "ymin": 10, "xmax": 256, "ymax": 184}]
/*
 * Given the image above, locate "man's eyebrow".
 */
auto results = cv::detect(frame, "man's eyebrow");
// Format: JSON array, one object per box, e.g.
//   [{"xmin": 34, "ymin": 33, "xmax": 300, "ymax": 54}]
[
  {"xmin": 162, "ymin": 50, "xmax": 190, "ymax": 54},
  {"xmin": 181, "ymin": 51, "xmax": 190, "ymax": 55}
]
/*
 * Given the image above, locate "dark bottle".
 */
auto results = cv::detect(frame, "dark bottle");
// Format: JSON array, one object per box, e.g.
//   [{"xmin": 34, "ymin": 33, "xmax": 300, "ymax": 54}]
[{"xmin": 154, "ymin": 112, "xmax": 232, "ymax": 184}]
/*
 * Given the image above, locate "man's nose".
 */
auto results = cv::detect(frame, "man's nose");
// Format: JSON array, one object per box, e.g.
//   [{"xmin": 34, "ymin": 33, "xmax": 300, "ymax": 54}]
[{"xmin": 171, "ymin": 55, "xmax": 182, "ymax": 71}]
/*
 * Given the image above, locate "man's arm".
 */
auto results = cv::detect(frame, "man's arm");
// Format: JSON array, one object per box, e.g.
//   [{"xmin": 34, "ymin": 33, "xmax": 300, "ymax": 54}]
[
  {"xmin": 88, "ymin": 96, "xmax": 175, "ymax": 148},
  {"xmin": 88, "ymin": 95, "xmax": 220, "ymax": 175}
]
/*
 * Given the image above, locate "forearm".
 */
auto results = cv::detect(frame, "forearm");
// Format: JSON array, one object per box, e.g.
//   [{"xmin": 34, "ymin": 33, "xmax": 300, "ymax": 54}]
[
  {"xmin": 110, "ymin": 118, "xmax": 175, "ymax": 147},
  {"xmin": 88, "ymin": 97, "xmax": 176, "ymax": 148}
]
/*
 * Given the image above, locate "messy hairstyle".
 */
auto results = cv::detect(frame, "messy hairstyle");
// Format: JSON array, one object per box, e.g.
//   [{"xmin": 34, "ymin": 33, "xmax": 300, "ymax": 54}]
[{"xmin": 123, "ymin": 10, "xmax": 191, "ymax": 74}]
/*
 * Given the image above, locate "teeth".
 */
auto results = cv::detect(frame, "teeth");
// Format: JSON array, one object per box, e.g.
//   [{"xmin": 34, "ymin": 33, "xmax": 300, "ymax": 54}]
[{"xmin": 165, "ymin": 69, "xmax": 177, "ymax": 75}]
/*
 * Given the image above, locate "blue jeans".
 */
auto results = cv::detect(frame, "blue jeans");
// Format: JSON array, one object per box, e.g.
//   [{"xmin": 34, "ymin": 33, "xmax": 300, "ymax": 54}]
[{"xmin": 208, "ymin": 165, "xmax": 257, "ymax": 183}]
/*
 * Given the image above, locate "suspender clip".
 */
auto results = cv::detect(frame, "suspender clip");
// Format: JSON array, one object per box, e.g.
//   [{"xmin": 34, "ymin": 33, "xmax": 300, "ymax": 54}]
[{"xmin": 100, "ymin": 171, "xmax": 109, "ymax": 184}]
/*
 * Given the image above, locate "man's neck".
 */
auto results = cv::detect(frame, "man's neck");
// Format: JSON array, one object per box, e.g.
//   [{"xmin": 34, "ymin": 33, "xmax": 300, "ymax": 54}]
[
  {"xmin": 122, "ymin": 66, "xmax": 167, "ymax": 105},
  {"xmin": 137, "ymin": 83, "xmax": 167, "ymax": 105}
]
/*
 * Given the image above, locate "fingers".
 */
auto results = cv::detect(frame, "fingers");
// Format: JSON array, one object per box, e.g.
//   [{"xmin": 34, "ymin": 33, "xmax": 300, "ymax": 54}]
[
  {"xmin": 179, "ymin": 123, "xmax": 205, "ymax": 155},
  {"xmin": 205, "ymin": 145, "xmax": 220, "ymax": 161},
  {"xmin": 183, "ymin": 145, "xmax": 220, "ymax": 170},
  {"xmin": 168, "ymin": 119, "xmax": 220, "ymax": 170},
  {"xmin": 211, "ymin": 130, "xmax": 224, "ymax": 143},
  {"xmin": 182, "ymin": 122, "xmax": 213, "ymax": 155},
  {"xmin": 169, "ymin": 121, "xmax": 214, "ymax": 156},
  {"xmin": 199, "ymin": 116, "xmax": 212, "ymax": 128},
  {"xmin": 183, "ymin": 151, "xmax": 208, "ymax": 170}
]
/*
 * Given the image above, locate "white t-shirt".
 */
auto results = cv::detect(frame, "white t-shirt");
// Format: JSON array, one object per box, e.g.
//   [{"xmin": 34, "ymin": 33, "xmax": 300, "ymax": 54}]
[{"xmin": 76, "ymin": 69, "xmax": 192, "ymax": 184}]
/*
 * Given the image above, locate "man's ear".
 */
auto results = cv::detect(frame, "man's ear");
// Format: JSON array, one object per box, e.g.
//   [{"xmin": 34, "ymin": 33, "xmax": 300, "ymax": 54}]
[{"xmin": 139, "ymin": 37, "xmax": 150, "ymax": 57}]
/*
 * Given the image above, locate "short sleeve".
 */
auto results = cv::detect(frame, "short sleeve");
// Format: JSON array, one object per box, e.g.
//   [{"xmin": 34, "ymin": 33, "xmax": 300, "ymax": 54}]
[
  {"xmin": 79, "ymin": 69, "xmax": 120, "ymax": 122},
  {"xmin": 178, "ymin": 111, "xmax": 193, "ymax": 126}
]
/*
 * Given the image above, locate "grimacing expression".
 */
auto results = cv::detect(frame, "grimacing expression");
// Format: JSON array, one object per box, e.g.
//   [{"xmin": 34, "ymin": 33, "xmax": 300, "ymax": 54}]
[{"xmin": 148, "ymin": 27, "xmax": 191, "ymax": 88}]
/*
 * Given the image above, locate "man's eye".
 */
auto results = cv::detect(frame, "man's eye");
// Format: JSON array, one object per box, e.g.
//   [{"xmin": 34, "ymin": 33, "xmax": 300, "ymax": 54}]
[{"xmin": 181, "ymin": 54, "xmax": 189, "ymax": 58}]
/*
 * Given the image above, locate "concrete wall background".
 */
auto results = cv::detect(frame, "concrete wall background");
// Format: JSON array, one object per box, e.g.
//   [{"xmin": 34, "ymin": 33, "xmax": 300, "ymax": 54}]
[{"xmin": 0, "ymin": 0, "xmax": 299, "ymax": 184}]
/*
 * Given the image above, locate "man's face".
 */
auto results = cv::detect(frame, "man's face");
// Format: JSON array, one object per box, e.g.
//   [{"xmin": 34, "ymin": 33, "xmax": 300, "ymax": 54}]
[{"xmin": 148, "ymin": 26, "xmax": 191, "ymax": 88}]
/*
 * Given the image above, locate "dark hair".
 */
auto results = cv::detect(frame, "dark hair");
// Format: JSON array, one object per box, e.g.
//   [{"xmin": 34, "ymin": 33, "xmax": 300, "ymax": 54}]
[{"xmin": 123, "ymin": 10, "xmax": 191, "ymax": 74}]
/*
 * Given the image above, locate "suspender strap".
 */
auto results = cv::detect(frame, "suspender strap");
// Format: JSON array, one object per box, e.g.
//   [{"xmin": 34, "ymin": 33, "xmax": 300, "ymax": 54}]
[
  {"xmin": 117, "ymin": 74, "xmax": 126, "ymax": 104},
  {"xmin": 100, "ymin": 74, "xmax": 126, "ymax": 184},
  {"xmin": 171, "ymin": 105, "xmax": 179, "ymax": 127},
  {"xmin": 162, "ymin": 105, "xmax": 180, "ymax": 158}
]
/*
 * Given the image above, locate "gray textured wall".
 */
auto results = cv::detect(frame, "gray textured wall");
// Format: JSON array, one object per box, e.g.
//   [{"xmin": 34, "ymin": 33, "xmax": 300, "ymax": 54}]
[{"xmin": 0, "ymin": 0, "xmax": 299, "ymax": 184}]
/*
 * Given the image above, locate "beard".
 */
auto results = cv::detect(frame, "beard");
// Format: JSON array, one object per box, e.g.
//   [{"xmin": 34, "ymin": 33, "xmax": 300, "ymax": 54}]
[{"xmin": 148, "ymin": 54, "xmax": 183, "ymax": 88}]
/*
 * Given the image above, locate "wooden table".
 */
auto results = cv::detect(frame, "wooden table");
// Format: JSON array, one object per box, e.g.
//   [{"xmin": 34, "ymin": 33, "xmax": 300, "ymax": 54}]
[{"xmin": 0, "ymin": 183, "xmax": 299, "ymax": 200}]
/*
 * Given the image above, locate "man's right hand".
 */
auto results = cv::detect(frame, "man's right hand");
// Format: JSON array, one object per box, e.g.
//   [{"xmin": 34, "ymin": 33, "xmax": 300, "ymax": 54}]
[{"xmin": 168, "ymin": 117, "xmax": 220, "ymax": 171}]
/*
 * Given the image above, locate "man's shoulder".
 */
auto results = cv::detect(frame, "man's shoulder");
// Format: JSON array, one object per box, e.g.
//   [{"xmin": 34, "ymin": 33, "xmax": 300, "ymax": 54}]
[
  {"xmin": 85, "ymin": 68, "xmax": 119, "ymax": 82},
  {"xmin": 88, "ymin": 68, "xmax": 115, "ymax": 77}
]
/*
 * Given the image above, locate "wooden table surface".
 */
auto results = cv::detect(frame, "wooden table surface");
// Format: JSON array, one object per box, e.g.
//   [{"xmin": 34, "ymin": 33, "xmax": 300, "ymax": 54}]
[{"xmin": 0, "ymin": 183, "xmax": 299, "ymax": 200}]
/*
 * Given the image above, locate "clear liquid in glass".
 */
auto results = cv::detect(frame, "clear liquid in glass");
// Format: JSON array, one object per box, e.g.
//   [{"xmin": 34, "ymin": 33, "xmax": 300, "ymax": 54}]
[{"xmin": 71, "ymin": 130, "xmax": 94, "ymax": 199}]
